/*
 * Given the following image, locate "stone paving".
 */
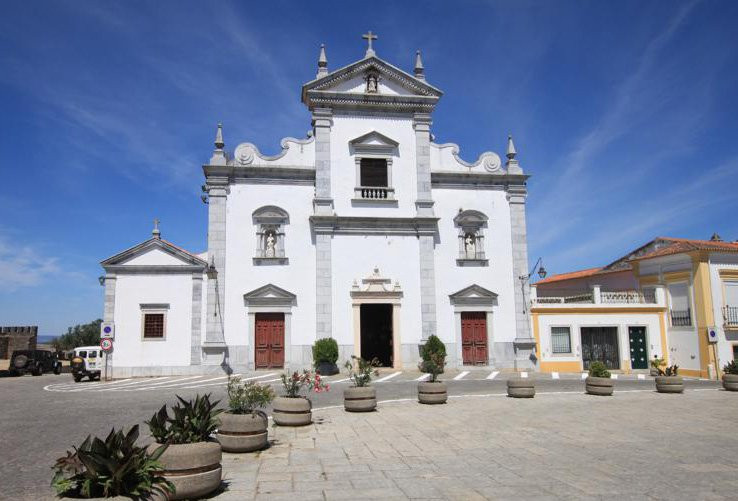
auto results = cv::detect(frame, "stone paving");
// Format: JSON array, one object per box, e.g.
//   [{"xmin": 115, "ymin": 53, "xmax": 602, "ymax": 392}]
[{"xmin": 217, "ymin": 389, "xmax": 738, "ymax": 500}]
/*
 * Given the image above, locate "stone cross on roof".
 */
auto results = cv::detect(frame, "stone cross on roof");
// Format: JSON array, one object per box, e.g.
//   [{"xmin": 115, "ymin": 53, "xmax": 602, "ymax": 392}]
[
  {"xmin": 362, "ymin": 30, "xmax": 378, "ymax": 57},
  {"xmin": 152, "ymin": 218, "xmax": 161, "ymax": 239}
]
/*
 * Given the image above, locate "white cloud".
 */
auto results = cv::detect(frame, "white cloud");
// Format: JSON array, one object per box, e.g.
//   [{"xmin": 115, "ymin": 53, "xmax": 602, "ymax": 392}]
[{"xmin": 0, "ymin": 239, "xmax": 61, "ymax": 290}]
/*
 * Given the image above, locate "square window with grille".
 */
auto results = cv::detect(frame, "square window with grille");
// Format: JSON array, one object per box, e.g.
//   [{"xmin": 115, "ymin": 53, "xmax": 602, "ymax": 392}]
[
  {"xmin": 360, "ymin": 158, "xmax": 388, "ymax": 187},
  {"xmin": 551, "ymin": 326, "xmax": 571, "ymax": 354},
  {"xmin": 143, "ymin": 313, "xmax": 165, "ymax": 338}
]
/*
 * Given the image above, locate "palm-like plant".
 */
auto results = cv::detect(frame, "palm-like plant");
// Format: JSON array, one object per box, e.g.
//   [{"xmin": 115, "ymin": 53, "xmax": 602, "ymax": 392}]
[
  {"xmin": 51, "ymin": 425, "xmax": 173, "ymax": 498},
  {"xmin": 146, "ymin": 393, "xmax": 222, "ymax": 444}
]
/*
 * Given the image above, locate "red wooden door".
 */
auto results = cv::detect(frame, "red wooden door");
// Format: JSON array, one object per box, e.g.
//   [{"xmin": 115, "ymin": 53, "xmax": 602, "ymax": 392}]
[
  {"xmin": 461, "ymin": 312, "xmax": 488, "ymax": 365},
  {"xmin": 255, "ymin": 313, "xmax": 284, "ymax": 369}
]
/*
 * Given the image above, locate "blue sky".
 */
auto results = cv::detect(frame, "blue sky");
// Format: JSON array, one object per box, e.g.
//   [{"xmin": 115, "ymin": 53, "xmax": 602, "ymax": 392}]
[{"xmin": 1, "ymin": 1, "xmax": 737, "ymax": 335}]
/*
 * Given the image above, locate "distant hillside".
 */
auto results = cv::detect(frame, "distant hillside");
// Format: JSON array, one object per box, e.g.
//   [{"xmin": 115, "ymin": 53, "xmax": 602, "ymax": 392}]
[{"xmin": 37, "ymin": 335, "xmax": 58, "ymax": 344}]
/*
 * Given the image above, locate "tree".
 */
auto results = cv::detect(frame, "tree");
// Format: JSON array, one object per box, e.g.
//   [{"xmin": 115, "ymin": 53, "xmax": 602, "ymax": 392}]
[{"xmin": 52, "ymin": 319, "xmax": 103, "ymax": 351}]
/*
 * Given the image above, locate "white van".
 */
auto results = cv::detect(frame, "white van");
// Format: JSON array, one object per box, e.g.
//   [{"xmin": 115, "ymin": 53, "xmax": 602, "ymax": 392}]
[{"xmin": 71, "ymin": 346, "xmax": 103, "ymax": 382}]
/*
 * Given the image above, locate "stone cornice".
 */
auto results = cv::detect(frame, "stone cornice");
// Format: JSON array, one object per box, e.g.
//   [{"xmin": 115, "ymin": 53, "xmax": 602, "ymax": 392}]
[
  {"xmin": 203, "ymin": 164, "xmax": 315, "ymax": 185},
  {"xmin": 310, "ymin": 215, "xmax": 439, "ymax": 236},
  {"xmin": 431, "ymin": 171, "xmax": 529, "ymax": 188},
  {"xmin": 101, "ymin": 265, "xmax": 205, "ymax": 274},
  {"xmin": 304, "ymin": 91, "xmax": 439, "ymax": 113}
]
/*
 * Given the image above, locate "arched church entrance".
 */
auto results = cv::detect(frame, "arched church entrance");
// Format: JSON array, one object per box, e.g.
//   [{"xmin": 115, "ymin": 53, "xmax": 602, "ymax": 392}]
[{"xmin": 351, "ymin": 268, "xmax": 402, "ymax": 369}]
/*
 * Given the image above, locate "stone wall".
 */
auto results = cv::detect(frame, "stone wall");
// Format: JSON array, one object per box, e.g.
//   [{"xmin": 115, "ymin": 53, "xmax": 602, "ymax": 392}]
[{"xmin": 0, "ymin": 326, "xmax": 38, "ymax": 359}]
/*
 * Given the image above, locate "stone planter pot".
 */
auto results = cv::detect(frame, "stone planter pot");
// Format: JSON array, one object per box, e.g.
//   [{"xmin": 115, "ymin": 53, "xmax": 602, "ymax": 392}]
[
  {"xmin": 216, "ymin": 411, "xmax": 268, "ymax": 453},
  {"xmin": 315, "ymin": 361, "xmax": 339, "ymax": 376},
  {"xmin": 344, "ymin": 386, "xmax": 377, "ymax": 412},
  {"xmin": 723, "ymin": 373, "xmax": 738, "ymax": 391},
  {"xmin": 507, "ymin": 378, "xmax": 535, "ymax": 398},
  {"xmin": 650, "ymin": 368, "xmax": 660, "ymax": 376},
  {"xmin": 148, "ymin": 441, "xmax": 222, "ymax": 501},
  {"xmin": 59, "ymin": 496, "xmax": 130, "ymax": 500},
  {"xmin": 655, "ymin": 375, "xmax": 684, "ymax": 393},
  {"xmin": 585, "ymin": 376, "xmax": 614, "ymax": 396},
  {"xmin": 418, "ymin": 381, "xmax": 447, "ymax": 404},
  {"xmin": 272, "ymin": 397, "xmax": 312, "ymax": 426}
]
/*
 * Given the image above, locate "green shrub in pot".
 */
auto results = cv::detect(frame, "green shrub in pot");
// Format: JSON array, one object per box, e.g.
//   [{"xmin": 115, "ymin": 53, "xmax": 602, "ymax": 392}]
[
  {"xmin": 723, "ymin": 360, "xmax": 738, "ymax": 391},
  {"xmin": 420, "ymin": 335, "xmax": 446, "ymax": 374},
  {"xmin": 312, "ymin": 337, "xmax": 339, "ymax": 375},
  {"xmin": 585, "ymin": 361, "xmax": 614, "ymax": 396}
]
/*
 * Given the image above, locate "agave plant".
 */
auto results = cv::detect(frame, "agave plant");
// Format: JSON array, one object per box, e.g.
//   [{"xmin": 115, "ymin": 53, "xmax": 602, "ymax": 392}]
[
  {"xmin": 146, "ymin": 393, "xmax": 222, "ymax": 444},
  {"xmin": 51, "ymin": 425, "xmax": 173, "ymax": 499}
]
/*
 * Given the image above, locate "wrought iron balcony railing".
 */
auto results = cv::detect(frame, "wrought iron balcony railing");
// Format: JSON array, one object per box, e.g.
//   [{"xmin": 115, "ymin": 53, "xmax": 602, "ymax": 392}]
[
  {"xmin": 724, "ymin": 305, "xmax": 738, "ymax": 329},
  {"xmin": 670, "ymin": 309, "xmax": 692, "ymax": 327}
]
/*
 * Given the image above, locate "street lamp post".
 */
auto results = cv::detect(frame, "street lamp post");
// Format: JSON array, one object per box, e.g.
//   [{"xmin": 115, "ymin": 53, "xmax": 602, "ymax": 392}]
[{"xmin": 519, "ymin": 257, "xmax": 547, "ymax": 314}]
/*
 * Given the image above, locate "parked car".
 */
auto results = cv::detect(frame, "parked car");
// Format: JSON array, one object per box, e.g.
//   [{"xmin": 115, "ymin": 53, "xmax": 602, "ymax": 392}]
[
  {"xmin": 9, "ymin": 350, "xmax": 62, "ymax": 376},
  {"xmin": 70, "ymin": 346, "xmax": 103, "ymax": 382}
]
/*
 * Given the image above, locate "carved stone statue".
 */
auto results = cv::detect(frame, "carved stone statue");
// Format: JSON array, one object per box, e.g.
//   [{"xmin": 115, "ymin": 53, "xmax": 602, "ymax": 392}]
[
  {"xmin": 464, "ymin": 233, "xmax": 476, "ymax": 258},
  {"xmin": 265, "ymin": 232, "xmax": 276, "ymax": 258},
  {"xmin": 366, "ymin": 74, "xmax": 378, "ymax": 93}
]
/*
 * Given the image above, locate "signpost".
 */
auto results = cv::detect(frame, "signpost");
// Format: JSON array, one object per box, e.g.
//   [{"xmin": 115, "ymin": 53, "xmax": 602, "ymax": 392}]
[
  {"xmin": 101, "ymin": 338, "xmax": 113, "ymax": 352},
  {"xmin": 100, "ymin": 322, "xmax": 114, "ymax": 381}
]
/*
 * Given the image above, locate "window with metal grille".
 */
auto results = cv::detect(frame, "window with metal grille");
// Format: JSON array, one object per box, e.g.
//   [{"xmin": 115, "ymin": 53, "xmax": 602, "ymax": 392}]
[
  {"xmin": 360, "ymin": 158, "xmax": 388, "ymax": 187},
  {"xmin": 551, "ymin": 326, "xmax": 571, "ymax": 354},
  {"xmin": 668, "ymin": 282, "xmax": 692, "ymax": 327},
  {"xmin": 143, "ymin": 313, "xmax": 165, "ymax": 338}
]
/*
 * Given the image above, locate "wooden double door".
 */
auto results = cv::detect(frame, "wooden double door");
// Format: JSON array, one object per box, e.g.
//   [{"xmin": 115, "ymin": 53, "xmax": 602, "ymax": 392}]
[
  {"xmin": 461, "ymin": 312, "xmax": 488, "ymax": 365},
  {"xmin": 255, "ymin": 313, "xmax": 284, "ymax": 369}
]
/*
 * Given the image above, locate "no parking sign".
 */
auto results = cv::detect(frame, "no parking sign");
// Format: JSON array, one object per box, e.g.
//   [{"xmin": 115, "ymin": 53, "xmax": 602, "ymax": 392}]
[{"xmin": 101, "ymin": 338, "xmax": 113, "ymax": 352}]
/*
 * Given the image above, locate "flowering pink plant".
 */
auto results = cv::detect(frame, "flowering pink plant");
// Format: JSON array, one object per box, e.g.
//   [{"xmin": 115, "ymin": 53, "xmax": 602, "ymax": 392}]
[{"xmin": 280, "ymin": 370, "xmax": 330, "ymax": 398}]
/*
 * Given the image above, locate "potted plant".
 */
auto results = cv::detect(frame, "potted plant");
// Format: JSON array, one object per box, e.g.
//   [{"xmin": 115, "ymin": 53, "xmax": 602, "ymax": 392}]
[
  {"xmin": 313, "ymin": 337, "xmax": 340, "ymax": 376},
  {"xmin": 344, "ymin": 356, "xmax": 380, "ymax": 412},
  {"xmin": 216, "ymin": 376, "xmax": 275, "ymax": 453},
  {"xmin": 585, "ymin": 361, "xmax": 614, "ymax": 396},
  {"xmin": 650, "ymin": 356, "xmax": 664, "ymax": 377},
  {"xmin": 145, "ymin": 394, "xmax": 223, "ymax": 500},
  {"xmin": 418, "ymin": 341, "xmax": 447, "ymax": 404},
  {"xmin": 272, "ymin": 370, "xmax": 329, "ymax": 426},
  {"xmin": 723, "ymin": 360, "xmax": 738, "ymax": 391},
  {"xmin": 655, "ymin": 364, "xmax": 683, "ymax": 393},
  {"xmin": 51, "ymin": 425, "xmax": 173, "ymax": 500},
  {"xmin": 507, "ymin": 374, "xmax": 535, "ymax": 398},
  {"xmin": 419, "ymin": 334, "xmax": 446, "ymax": 375}
]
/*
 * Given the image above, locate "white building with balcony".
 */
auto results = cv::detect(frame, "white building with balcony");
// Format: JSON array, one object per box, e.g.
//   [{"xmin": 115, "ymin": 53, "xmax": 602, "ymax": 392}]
[
  {"xmin": 534, "ymin": 235, "xmax": 738, "ymax": 378},
  {"xmin": 99, "ymin": 36, "xmax": 537, "ymax": 377}
]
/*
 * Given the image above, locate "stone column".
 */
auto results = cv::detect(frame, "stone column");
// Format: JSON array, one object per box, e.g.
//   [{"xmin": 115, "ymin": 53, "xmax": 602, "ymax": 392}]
[
  {"xmin": 312, "ymin": 108, "xmax": 334, "ymax": 339},
  {"xmin": 312, "ymin": 108, "xmax": 334, "ymax": 216},
  {"xmin": 204, "ymin": 180, "xmax": 228, "ymax": 360},
  {"xmin": 413, "ymin": 113, "xmax": 434, "ymax": 217},
  {"xmin": 508, "ymin": 185, "xmax": 536, "ymax": 369},
  {"xmin": 190, "ymin": 274, "xmax": 203, "ymax": 365},
  {"xmin": 413, "ymin": 113, "xmax": 437, "ymax": 341}
]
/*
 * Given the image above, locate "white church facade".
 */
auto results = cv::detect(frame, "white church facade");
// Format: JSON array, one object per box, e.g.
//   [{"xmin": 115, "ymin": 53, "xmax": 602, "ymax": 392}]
[{"xmin": 100, "ymin": 36, "xmax": 537, "ymax": 377}]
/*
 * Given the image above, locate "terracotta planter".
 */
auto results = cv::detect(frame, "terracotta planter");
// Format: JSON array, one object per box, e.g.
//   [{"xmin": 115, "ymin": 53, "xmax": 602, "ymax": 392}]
[
  {"xmin": 272, "ymin": 397, "xmax": 312, "ymax": 426},
  {"xmin": 344, "ymin": 386, "xmax": 377, "ymax": 412},
  {"xmin": 507, "ymin": 378, "xmax": 535, "ymax": 398},
  {"xmin": 418, "ymin": 381, "xmax": 447, "ymax": 404},
  {"xmin": 216, "ymin": 412, "xmax": 268, "ymax": 453},
  {"xmin": 723, "ymin": 374, "xmax": 738, "ymax": 391},
  {"xmin": 585, "ymin": 376, "xmax": 614, "ymax": 396},
  {"xmin": 655, "ymin": 375, "xmax": 684, "ymax": 393},
  {"xmin": 148, "ymin": 441, "xmax": 222, "ymax": 501}
]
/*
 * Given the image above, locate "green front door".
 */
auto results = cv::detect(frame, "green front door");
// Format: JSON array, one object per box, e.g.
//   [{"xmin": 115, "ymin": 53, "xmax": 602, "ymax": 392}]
[{"xmin": 628, "ymin": 327, "xmax": 648, "ymax": 369}]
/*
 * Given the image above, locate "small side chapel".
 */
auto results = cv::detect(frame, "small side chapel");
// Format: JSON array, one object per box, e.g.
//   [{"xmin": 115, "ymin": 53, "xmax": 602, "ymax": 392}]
[{"xmin": 100, "ymin": 34, "xmax": 537, "ymax": 377}]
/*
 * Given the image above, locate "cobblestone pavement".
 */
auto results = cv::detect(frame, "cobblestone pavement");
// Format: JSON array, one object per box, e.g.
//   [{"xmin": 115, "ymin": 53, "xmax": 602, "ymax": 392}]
[{"xmin": 216, "ymin": 389, "xmax": 738, "ymax": 501}]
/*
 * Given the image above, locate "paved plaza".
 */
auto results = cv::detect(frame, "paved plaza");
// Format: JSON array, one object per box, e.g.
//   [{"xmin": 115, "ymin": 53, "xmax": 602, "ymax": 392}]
[{"xmin": 219, "ymin": 389, "xmax": 738, "ymax": 501}]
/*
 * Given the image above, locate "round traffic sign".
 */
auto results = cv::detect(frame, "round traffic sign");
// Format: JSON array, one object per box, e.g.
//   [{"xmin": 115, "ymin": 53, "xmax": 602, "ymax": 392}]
[{"xmin": 101, "ymin": 338, "xmax": 113, "ymax": 352}]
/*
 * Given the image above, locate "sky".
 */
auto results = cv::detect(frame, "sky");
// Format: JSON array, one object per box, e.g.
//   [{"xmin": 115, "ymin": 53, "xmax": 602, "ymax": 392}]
[{"xmin": 1, "ymin": 0, "xmax": 737, "ymax": 336}]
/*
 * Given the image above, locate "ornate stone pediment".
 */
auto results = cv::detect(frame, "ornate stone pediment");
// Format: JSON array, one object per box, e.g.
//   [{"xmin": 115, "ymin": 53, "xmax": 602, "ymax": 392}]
[
  {"xmin": 243, "ymin": 284, "xmax": 296, "ymax": 306},
  {"xmin": 449, "ymin": 284, "xmax": 498, "ymax": 306},
  {"xmin": 350, "ymin": 267, "xmax": 402, "ymax": 299},
  {"xmin": 101, "ymin": 238, "xmax": 207, "ymax": 271},
  {"xmin": 349, "ymin": 131, "xmax": 399, "ymax": 155}
]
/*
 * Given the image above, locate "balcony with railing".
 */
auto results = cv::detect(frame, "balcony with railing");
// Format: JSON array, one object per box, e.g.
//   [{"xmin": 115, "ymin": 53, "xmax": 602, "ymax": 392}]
[
  {"xmin": 669, "ymin": 309, "xmax": 692, "ymax": 327},
  {"xmin": 531, "ymin": 284, "xmax": 664, "ymax": 309},
  {"xmin": 724, "ymin": 305, "xmax": 738, "ymax": 329},
  {"xmin": 354, "ymin": 186, "xmax": 395, "ymax": 200}
]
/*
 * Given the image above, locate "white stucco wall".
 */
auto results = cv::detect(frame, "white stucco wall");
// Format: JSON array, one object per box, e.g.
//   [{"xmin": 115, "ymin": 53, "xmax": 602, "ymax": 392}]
[
  {"xmin": 709, "ymin": 253, "xmax": 738, "ymax": 366},
  {"xmin": 432, "ymin": 188, "xmax": 517, "ymax": 348},
  {"xmin": 112, "ymin": 273, "xmax": 193, "ymax": 368},
  {"xmin": 536, "ymin": 312, "xmax": 664, "ymax": 371},
  {"xmin": 223, "ymin": 183, "xmax": 316, "ymax": 362},
  {"xmin": 330, "ymin": 112, "xmax": 417, "ymax": 217}
]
